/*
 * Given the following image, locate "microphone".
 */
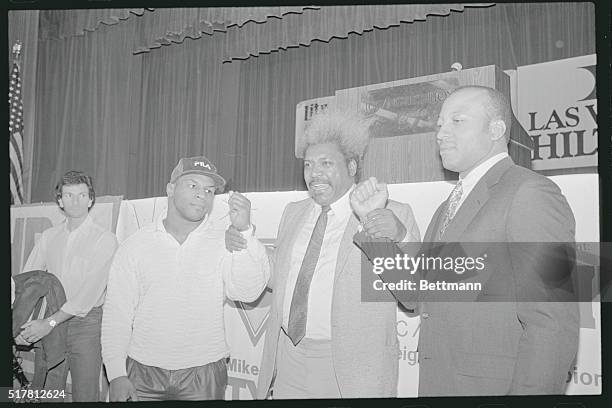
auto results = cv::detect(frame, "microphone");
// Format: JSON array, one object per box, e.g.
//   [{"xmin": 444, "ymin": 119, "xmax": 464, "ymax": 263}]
[{"xmin": 450, "ymin": 62, "xmax": 463, "ymax": 72}]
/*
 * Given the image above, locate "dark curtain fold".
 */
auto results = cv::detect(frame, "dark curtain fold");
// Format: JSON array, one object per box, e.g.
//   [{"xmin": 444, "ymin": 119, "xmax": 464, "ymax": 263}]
[
  {"xmin": 130, "ymin": 4, "xmax": 489, "ymax": 61},
  {"xmin": 232, "ymin": 2, "xmax": 595, "ymax": 192},
  {"xmin": 32, "ymin": 19, "xmax": 143, "ymax": 202},
  {"xmin": 132, "ymin": 6, "xmax": 319, "ymax": 54},
  {"xmin": 130, "ymin": 37, "xmax": 240, "ymax": 198},
  {"xmin": 30, "ymin": 3, "xmax": 595, "ymax": 201},
  {"xmin": 218, "ymin": 4, "xmax": 485, "ymax": 62},
  {"xmin": 38, "ymin": 8, "xmax": 152, "ymax": 40}
]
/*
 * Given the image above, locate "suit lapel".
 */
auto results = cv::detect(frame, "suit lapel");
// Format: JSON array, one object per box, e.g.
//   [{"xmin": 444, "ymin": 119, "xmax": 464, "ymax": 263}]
[
  {"xmin": 333, "ymin": 214, "xmax": 359, "ymax": 285},
  {"xmin": 424, "ymin": 203, "xmax": 447, "ymax": 243},
  {"xmin": 441, "ymin": 157, "xmax": 514, "ymax": 242}
]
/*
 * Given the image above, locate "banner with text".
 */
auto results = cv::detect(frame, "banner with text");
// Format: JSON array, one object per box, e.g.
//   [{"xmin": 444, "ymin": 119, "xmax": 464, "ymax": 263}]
[{"xmin": 517, "ymin": 54, "xmax": 597, "ymax": 171}]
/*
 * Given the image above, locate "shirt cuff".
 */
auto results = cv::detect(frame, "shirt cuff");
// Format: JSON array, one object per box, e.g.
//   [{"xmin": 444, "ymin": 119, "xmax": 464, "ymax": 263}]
[
  {"xmin": 243, "ymin": 225, "xmax": 265, "ymax": 249},
  {"xmin": 105, "ymin": 358, "xmax": 128, "ymax": 382},
  {"xmin": 60, "ymin": 302, "xmax": 87, "ymax": 318},
  {"xmin": 240, "ymin": 224, "xmax": 254, "ymax": 236}
]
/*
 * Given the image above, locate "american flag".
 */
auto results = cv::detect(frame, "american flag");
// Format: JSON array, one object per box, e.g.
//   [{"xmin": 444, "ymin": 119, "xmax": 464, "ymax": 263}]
[{"xmin": 9, "ymin": 46, "xmax": 24, "ymax": 206}]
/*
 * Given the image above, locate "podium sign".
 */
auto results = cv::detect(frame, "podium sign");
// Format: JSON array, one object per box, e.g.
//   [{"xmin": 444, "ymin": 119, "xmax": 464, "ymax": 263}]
[{"xmin": 334, "ymin": 65, "xmax": 532, "ymax": 183}]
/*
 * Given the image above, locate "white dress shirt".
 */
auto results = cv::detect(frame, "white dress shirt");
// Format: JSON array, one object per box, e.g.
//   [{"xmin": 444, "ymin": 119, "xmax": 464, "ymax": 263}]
[
  {"xmin": 22, "ymin": 215, "xmax": 118, "ymax": 317},
  {"xmin": 282, "ymin": 187, "xmax": 353, "ymax": 340},
  {"xmin": 456, "ymin": 152, "xmax": 509, "ymax": 211}
]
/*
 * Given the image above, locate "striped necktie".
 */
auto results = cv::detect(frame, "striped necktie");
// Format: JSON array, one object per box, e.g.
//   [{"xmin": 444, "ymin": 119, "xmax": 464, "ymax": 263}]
[
  {"xmin": 439, "ymin": 180, "xmax": 463, "ymax": 239},
  {"xmin": 287, "ymin": 205, "xmax": 331, "ymax": 346}
]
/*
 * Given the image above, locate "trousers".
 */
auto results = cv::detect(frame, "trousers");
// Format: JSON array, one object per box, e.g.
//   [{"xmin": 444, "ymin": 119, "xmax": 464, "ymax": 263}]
[
  {"xmin": 45, "ymin": 306, "xmax": 103, "ymax": 402},
  {"xmin": 126, "ymin": 357, "xmax": 228, "ymax": 401},
  {"xmin": 273, "ymin": 329, "xmax": 341, "ymax": 399}
]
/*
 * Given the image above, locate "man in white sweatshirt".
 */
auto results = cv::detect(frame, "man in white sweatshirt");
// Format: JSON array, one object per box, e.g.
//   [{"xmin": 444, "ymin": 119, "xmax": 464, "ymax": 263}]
[{"xmin": 101, "ymin": 156, "xmax": 270, "ymax": 401}]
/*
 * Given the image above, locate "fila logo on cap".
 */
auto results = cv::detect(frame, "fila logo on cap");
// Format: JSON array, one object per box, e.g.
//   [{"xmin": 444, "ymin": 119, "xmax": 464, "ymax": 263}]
[{"xmin": 194, "ymin": 161, "xmax": 212, "ymax": 170}]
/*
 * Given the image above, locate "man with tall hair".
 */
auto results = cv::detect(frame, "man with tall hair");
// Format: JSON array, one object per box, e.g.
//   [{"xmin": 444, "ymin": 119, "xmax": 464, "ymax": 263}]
[
  {"xmin": 18, "ymin": 170, "xmax": 118, "ymax": 401},
  {"xmin": 101, "ymin": 156, "xmax": 270, "ymax": 401},
  {"xmin": 226, "ymin": 110, "xmax": 420, "ymax": 398},
  {"xmin": 354, "ymin": 85, "xmax": 579, "ymax": 396}
]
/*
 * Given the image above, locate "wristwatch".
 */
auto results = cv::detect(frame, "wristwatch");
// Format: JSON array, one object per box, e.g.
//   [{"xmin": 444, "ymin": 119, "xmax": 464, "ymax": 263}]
[{"xmin": 48, "ymin": 319, "xmax": 57, "ymax": 328}]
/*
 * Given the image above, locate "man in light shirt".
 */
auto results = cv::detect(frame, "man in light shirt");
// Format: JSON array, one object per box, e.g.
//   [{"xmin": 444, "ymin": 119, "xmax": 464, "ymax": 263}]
[
  {"xmin": 101, "ymin": 156, "xmax": 270, "ymax": 401},
  {"xmin": 227, "ymin": 110, "xmax": 420, "ymax": 398},
  {"xmin": 355, "ymin": 86, "xmax": 579, "ymax": 396},
  {"xmin": 18, "ymin": 171, "xmax": 118, "ymax": 401}
]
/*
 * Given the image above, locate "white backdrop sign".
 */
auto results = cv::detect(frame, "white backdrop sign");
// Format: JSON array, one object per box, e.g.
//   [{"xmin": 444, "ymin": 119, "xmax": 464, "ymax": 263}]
[
  {"xmin": 10, "ymin": 175, "xmax": 599, "ymax": 399},
  {"xmin": 517, "ymin": 54, "xmax": 597, "ymax": 171},
  {"xmin": 112, "ymin": 174, "xmax": 601, "ymax": 398}
]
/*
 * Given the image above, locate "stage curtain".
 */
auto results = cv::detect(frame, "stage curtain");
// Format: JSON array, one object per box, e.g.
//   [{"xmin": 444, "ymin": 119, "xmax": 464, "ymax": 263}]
[
  {"xmin": 232, "ymin": 2, "xmax": 595, "ymax": 192},
  {"xmin": 31, "ymin": 19, "xmax": 143, "ymax": 202},
  {"xmin": 131, "ymin": 6, "xmax": 319, "ymax": 54},
  {"xmin": 131, "ymin": 4, "xmax": 486, "ymax": 61},
  {"xmin": 127, "ymin": 37, "xmax": 241, "ymax": 199},
  {"xmin": 30, "ymin": 3, "xmax": 595, "ymax": 200},
  {"xmin": 38, "ymin": 8, "xmax": 151, "ymax": 40}
]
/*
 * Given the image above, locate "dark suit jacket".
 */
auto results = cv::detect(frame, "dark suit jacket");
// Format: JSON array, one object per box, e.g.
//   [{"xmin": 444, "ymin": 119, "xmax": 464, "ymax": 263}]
[
  {"xmin": 13, "ymin": 270, "xmax": 68, "ymax": 384},
  {"xmin": 356, "ymin": 157, "xmax": 579, "ymax": 396},
  {"xmin": 257, "ymin": 197, "xmax": 420, "ymax": 399}
]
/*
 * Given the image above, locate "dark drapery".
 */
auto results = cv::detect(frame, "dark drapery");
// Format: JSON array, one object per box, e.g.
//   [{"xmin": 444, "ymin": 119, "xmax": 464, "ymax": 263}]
[
  {"xmin": 30, "ymin": 3, "xmax": 595, "ymax": 201},
  {"xmin": 32, "ymin": 19, "xmax": 143, "ymax": 201},
  {"xmin": 232, "ymin": 2, "xmax": 596, "ymax": 191},
  {"xmin": 130, "ymin": 4, "xmax": 489, "ymax": 61},
  {"xmin": 130, "ymin": 36, "xmax": 240, "ymax": 198},
  {"xmin": 131, "ymin": 6, "xmax": 320, "ymax": 55},
  {"xmin": 38, "ymin": 8, "xmax": 152, "ymax": 40}
]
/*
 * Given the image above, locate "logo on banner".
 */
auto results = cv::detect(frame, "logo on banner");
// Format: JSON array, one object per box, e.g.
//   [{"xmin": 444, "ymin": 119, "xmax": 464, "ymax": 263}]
[
  {"xmin": 518, "ymin": 54, "xmax": 598, "ymax": 171},
  {"xmin": 234, "ymin": 287, "xmax": 272, "ymax": 345},
  {"xmin": 578, "ymin": 64, "xmax": 596, "ymax": 101},
  {"xmin": 227, "ymin": 377, "xmax": 257, "ymax": 400}
]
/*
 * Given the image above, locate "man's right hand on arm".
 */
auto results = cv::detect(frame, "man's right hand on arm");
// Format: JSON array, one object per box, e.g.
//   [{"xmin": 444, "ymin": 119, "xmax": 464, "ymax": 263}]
[
  {"xmin": 225, "ymin": 225, "xmax": 248, "ymax": 252},
  {"xmin": 109, "ymin": 376, "xmax": 139, "ymax": 402}
]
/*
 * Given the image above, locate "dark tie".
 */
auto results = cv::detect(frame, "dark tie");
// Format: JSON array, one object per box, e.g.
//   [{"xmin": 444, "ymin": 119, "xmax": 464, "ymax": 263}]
[
  {"xmin": 287, "ymin": 205, "xmax": 331, "ymax": 346},
  {"xmin": 439, "ymin": 179, "xmax": 463, "ymax": 239}
]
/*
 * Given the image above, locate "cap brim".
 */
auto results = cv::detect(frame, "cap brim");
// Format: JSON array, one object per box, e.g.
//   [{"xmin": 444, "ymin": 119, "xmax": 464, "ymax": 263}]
[{"xmin": 174, "ymin": 170, "xmax": 226, "ymax": 190}]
